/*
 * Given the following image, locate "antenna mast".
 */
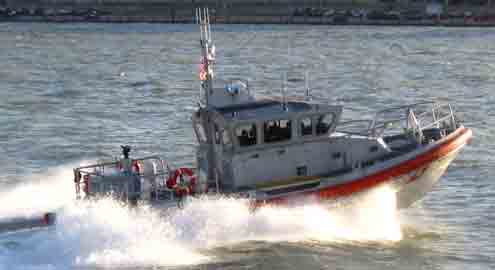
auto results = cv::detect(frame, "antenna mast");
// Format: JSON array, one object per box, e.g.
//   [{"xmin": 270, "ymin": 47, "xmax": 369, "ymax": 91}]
[
  {"xmin": 282, "ymin": 72, "xmax": 288, "ymax": 111},
  {"xmin": 305, "ymin": 71, "xmax": 312, "ymax": 101},
  {"xmin": 196, "ymin": 7, "xmax": 215, "ymax": 108}
]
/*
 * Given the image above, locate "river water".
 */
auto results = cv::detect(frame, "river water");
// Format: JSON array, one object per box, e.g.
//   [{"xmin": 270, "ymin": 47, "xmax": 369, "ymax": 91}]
[{"xmin": 0, "ymin": 23, "xmax": 493, "ymax": 270}]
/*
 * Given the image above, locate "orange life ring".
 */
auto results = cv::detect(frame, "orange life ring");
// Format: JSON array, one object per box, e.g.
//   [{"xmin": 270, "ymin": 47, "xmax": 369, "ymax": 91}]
[
  {"xmin": 199, "ymin": 70, "xmax": 207, "ymax": 81},
  {"xmin": 166, "ymin": 168, "xmax": 196, "ymax": 196}
]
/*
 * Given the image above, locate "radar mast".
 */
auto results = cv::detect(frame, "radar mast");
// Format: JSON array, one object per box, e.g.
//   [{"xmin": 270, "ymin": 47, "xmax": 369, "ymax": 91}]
[{"xmin": 196, "ymin": 8, "xmax": 215, "ymax": 108}]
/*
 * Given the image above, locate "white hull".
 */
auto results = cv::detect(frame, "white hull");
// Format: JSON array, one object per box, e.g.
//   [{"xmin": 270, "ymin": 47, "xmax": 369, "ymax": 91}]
[{"xmin": 395, "ymin": 144, "xmax": 461, "ymax": 209}]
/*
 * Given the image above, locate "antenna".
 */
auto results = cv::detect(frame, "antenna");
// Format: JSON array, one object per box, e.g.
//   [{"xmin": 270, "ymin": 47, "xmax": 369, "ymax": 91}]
[
  {"xmin": 196, "ymin": 7, "xmax": 215, "ymax": 107},
  {"xmin": 282, "ymin": 72, "xmax": 288, "ymax": 111},
  {"xmin": 305, "ymin": 71, "xmax": 312, "ymax": 101},
  {"xmin": 207, "ymin": 8, "xmax": 212, "ymax": 41}
]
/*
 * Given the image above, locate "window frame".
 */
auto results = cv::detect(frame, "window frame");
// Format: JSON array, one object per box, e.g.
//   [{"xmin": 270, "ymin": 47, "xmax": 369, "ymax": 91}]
[
  {"xmin": 299, "ymin": 116, "xmax": 313, "ymax": 137},
  {"xmin": 315, "ymin": 113, "xmax": 336, "ymax": 136},
  {"xmin": 234, "ymin": 123, "xmax": 258, "ymax": 147},
  {"xmin": 263, "ymin": 119, "xmax": 292, "ymax": 144}
]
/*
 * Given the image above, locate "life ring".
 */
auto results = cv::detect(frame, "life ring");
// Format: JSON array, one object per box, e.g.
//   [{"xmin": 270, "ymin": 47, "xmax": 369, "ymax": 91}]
[
  {"xmin": 199, "ymin": 70, "xmax": 207, "ymax": 81},
  {"xmin": 166, "ymin": 168, "xmax": 196, "ymax": 196}
]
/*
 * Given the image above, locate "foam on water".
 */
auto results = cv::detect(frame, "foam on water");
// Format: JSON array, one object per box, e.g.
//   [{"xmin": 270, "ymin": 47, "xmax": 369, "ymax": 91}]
[
  {"xmin": 0, "ymin": 164, "xmax": 402, "ymax": 269},
  {"xmin": 0, "ymin": 164, "xmax": 76, "ymax": 219},
  {"xmin": 171, "ymin": 188, "xmax": 402, "ymax": 247}
]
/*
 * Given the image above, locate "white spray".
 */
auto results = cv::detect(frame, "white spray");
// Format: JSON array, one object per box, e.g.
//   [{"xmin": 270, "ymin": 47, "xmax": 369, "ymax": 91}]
[{"xmin": 0, "ymin": 164, "xmax": 402, "ymax": 269}]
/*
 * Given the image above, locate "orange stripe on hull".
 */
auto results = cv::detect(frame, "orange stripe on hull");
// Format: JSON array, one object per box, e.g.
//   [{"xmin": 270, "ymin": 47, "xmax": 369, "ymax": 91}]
[{"xmin": 256, "ymin": 127, "xmax": 472, "ymax": 207}]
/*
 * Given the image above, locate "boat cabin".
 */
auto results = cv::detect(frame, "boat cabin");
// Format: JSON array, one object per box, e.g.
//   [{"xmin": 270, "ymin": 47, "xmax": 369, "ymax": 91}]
[{"xmin": 193, "ymin": 99, "xmax": 354, "ymax": 191}]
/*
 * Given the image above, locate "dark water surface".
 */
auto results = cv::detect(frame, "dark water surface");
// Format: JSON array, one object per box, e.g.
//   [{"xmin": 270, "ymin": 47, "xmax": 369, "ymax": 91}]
[{"xmin": 0, "ymin": 23, "xmax": 493, "ymax": 270}]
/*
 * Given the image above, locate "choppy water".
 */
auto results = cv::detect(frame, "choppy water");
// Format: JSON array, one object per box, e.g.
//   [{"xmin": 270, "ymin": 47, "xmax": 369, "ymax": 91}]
[{"xmin": 0, "ymin": 23, "xmax": 493, "ymax": 270}]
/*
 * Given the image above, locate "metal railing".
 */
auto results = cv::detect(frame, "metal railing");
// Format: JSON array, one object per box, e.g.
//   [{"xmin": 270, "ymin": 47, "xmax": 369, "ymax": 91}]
[
  {"xmin": 336, "ymin": 101, "xmax": 458, "ymax": 142},
  {"xmin": 73, "ymin": 155, "xmax": 173, "ymax": 201},
  {"xmin": 76, "ymin": 155, "xmax": 168, "ymax": 177}
]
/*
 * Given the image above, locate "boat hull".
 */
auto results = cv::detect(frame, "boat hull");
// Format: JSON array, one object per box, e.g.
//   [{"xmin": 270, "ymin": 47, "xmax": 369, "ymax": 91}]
[
  {"xmin": 255, "ymin": 127, "xmax": 472, "ymax": 209},
  {"xmin": 395, "ymin": 145, "xmax": 461, "ymax": 208},
  {"xmin": 70, "ymin": 128, "xmax": 471, "ymax": 214}
]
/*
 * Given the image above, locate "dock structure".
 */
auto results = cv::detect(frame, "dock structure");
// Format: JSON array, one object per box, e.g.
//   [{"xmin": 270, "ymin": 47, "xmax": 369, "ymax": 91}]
[{"xmin": 2, "ymin": 0, "xmax": 495, "ymax": 25}]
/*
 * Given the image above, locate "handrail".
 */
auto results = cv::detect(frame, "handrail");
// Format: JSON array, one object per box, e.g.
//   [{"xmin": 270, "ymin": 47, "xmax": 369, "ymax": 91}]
[
  {"xmin": 80, "ymin": 170, "xmax": 169, "ymax": 178},
  {"xmin": 75, "ymin": 155, "xmax": 164, "ymax": 170},
  {"xmin": 419, "ymin": 115, "xmax": 453, "ymax": 130},
  {"xmin": 334, "ymin": 102, "xmax": 457, "ymax": 139},
  {"xmin": 75, "ymin": 155, "xmax": 168, "ymax": 177}
]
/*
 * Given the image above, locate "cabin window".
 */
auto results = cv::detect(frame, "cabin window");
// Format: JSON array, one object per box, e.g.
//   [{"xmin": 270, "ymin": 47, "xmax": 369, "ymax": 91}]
[
  {"xmin": 370, "ymin": 145, "xmax": 378, "ymax": 152},
  {"xmin": 264, "ymin": 119, "xmax": 292, "ymax": 143},
  {"xmin": 236, "ymin": 124, "xmax": 257, "ymax": 147},
  {"xmin": 316, "ymin": 113, "xmax": 335, "ymax": 135},
  {"xmin": 332, "ymin": 152, "xmax": 341, "ymax": 159},
  {"xmin": 195, "ymin": 123, "xmax": 207, "ymax": 143},
  {"xmin": 300, "ymin": 117, "xmax": 313, "ymax": 136}
]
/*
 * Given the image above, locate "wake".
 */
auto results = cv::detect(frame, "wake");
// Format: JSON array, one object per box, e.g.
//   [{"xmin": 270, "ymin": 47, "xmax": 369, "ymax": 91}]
[{"xmin": 0, "ymin": 163, "xmax": 402, "ymax": 269}]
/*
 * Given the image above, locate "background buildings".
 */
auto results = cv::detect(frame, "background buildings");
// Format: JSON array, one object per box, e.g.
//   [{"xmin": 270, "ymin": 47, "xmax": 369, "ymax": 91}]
[{"xmin": 1, "ymin": 0, "xmax": 495, "ymax": 24}]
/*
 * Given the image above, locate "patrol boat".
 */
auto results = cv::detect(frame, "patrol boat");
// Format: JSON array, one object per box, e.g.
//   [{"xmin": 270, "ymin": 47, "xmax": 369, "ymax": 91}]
[{"xmin": 72, "ymin": 9, "xmax": 472, "ymax": 211}]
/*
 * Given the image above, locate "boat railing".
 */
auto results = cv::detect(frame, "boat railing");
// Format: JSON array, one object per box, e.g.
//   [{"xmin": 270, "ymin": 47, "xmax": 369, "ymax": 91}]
[
  {"xmin": 373, "ymin": 102, "xmax": 457, "ymax": 139},
  {"xmin": 75, "ymin": 155, "xmax": 168, "ymax": 177},
  {"xmin": 335, "ymin": 102, "xmax": 458, "ymax": 142},
  {"xmin": 73, "ymin": 155, "xmax": 173, "ymax": 200}
]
